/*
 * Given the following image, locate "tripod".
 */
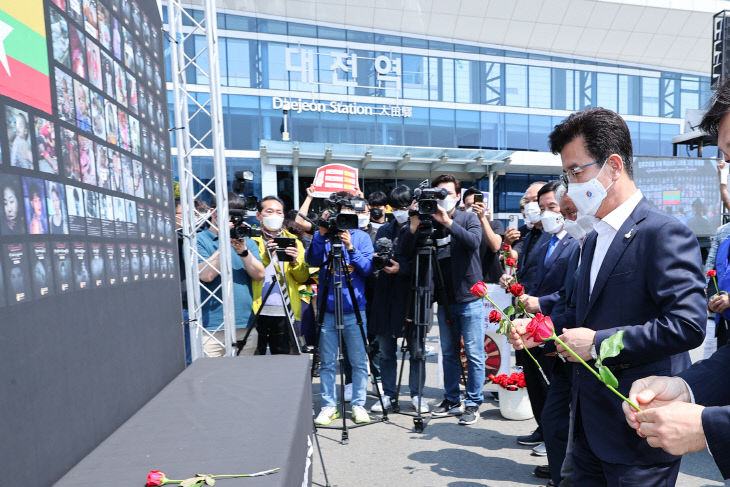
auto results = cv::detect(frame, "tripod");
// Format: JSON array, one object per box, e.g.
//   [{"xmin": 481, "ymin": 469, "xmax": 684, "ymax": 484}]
[
  {"xmin": 392, "ymin": 235, "xmax": 467, "ymax": 432},
  {"xmin": 313, "ymin": 239, "xmax": 388, "ymax": 444},
  {"xmin": 238, "ymin": 247, "xmax": 303, "ymax": 355}
]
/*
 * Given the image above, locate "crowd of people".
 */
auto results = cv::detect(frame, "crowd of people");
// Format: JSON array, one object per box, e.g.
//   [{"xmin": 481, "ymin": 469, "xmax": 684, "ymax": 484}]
[{"xmin": 171, "ymin": 80, "xmax": 730, "ymax": 486}]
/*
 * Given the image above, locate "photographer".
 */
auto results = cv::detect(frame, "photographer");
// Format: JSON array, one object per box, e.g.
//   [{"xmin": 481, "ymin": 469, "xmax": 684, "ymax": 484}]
[
  {"xmin": 367, "ymin": 191, "xmax": 389, "ymax": 233},
  {"xmin": 401, "ymin": 175, "xmax": 484, "ymax": 426},
  {"xmin": 307, "ymin": 191, "xmax": 375, "ymax": 426},
  {"xmin": 251, "ymin": 196, "xmax": 310, "ymax": 355},
  {"xmin": 462, "ymin": 187, "xmax": 504, "ymax": 284},
  {"xmin": 368, "ymin": 185, "xmax": 428, "ymax": 413},
  {"xmin": 197, "ymin": 192, "xmax": 265, "ymax": 357}
]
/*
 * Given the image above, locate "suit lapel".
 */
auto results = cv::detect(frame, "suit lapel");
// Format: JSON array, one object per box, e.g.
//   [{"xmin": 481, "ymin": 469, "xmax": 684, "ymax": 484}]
[{"xmin": 584, "ymin": 198, "xmax": 651, "ymax": 318}]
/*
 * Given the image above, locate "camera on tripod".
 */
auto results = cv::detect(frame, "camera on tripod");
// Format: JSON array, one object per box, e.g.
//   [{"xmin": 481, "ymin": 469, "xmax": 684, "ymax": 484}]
[
  {"xmin": 230, "ymin": 209, "xmax": 262, "ymax": 239},
  {"xmin": 413, "ymin": 187, "xmax": 448, "ymax": 215},
  {"xmin": 317, "ymin": 195, "xmax": 364, "ymax": 236}
]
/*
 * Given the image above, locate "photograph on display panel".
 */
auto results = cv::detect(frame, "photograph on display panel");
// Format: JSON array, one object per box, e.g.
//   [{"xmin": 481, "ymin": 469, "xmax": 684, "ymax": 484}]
[
  {"xmin": 104, "ymin": 242, "xmax": 117, "ymax": 286},
  {"xmin": 55, "ymin": 68, "xmax": 75, "ymax": 123},
  {"xmin": 52, "ymin": 241, "xmax": 73, "ymax": 294},
  {"xmin": 65, "ymin": 184, "xmax": 86, "ymax": 234},
  {"xmin": 0, "ymin": 174, "xmax": 26, "ymax": 236},
  {"xmin": 23, "ymin": 177, "xmax": 49, "ymax": 235},
  {"xmin": 4, "ymin": 242, "xmax": 31, "ymax": 304},
  {"xmin": 89, "ymin": 242, "xmax": 105, "ymax": 288},
  {"xmin": 6, "ymin": 106, "xmax": 34, "ymax": 170},
  {"xmin": 50, "ymin": 8, "xmax": 70, "ymax": 68},
  {"xmin": 60, "ymin": 127, "xmax": 80, "ymax": 180},
  {"xmin": 30, "ymin": 241, "xmax": 54, "ymax": 298},
  {"xmin": 35, "ymin": 116, "xmax": 58, "ymax": 174},
  {"xmin": 46, "ymin": 180, "xmax": 69, "ymax": 234}
]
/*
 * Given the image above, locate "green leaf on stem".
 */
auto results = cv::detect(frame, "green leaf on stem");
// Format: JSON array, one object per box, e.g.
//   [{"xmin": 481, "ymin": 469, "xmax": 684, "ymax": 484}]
[
  {"xmin": 204, "ymin": 477, "xmax": 215, "ymax": 486},
  {"xmin": 504, "ymin": 305, "xmax": 515, "ymax": 317},
  {"xmin": 598, "ymin": 365, "xmax": 618, "ymax": 388},
  {"xmin": 599, "ymin": 330, "xmax": 625, "ymax": 362}
]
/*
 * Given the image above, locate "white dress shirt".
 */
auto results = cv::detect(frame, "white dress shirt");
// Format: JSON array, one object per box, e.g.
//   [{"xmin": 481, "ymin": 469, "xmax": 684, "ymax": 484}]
[{"xmin": 589, "ymin": 190, "xmax": 643, "ymax": 294}]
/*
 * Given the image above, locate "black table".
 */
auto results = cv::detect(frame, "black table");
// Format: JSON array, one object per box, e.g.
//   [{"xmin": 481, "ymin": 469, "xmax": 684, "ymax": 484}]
[{"xmin": 56, "ymin": 355, "xmax": 312, "ymax": 486}]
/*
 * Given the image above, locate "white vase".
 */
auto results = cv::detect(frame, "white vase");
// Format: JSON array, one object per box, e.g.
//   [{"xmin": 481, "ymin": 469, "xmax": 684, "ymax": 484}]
[{"xmin": 498, "ymin": 387, "xmax": 533, "ymax": 420}]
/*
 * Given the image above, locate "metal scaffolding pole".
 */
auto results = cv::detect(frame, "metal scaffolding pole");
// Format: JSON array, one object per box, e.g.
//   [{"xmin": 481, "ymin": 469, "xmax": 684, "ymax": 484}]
[{"xmin": 167, "ymin": 0, "xmax": 235, "ymax": 359}]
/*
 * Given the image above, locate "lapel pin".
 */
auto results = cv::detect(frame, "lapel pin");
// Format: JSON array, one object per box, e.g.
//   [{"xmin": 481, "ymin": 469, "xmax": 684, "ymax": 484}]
[{"xmin": 624, "ymin": 228, "xmax": 634, "ymax": 239}]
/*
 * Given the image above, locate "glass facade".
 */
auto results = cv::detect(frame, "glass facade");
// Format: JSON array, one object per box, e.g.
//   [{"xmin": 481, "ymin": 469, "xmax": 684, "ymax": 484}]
[{"xmin": 163, "ymin": 6, "xmax": 712, "ymax": 210}]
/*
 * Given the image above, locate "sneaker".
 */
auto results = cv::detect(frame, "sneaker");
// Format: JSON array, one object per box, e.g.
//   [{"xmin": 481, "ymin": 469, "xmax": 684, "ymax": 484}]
[
  {"xmin": 517, "ymin": 429, "xmax": 543, "ymax": 446},
  {"xmin": 411, "ymin": 396, "xmax": 430, "ymax": 413},
  {"xmin": 344, "ymin": 383, "xmax": 352, "ymax": 402},
  {"xmin": 314, "ymin": 406, "xmax": 340, "ymax": 425},
  {"xmin": 458, "ymin": 405, "xmax": 479, "ymax": 425},
  {"xmin": 370, "ymin": 395, "xmax": 392, "ymax": 412},
  {"xmin": 425, "ymin": 345, "xmax": 437, "ymax": 357},
  {"xmin": 431, "ymin": 398, "xmax": 464, "ymax": 417},
  {"xmin": 351, "ymin": 405, "xmax": 371, "ymax": 424},
  {"xmin": 532, "ymin": 442, "xmax": 547, "ymax": 456},
  {"xmin": 370, "ymin": 379, "xmax": 384, "ymax": 396}
]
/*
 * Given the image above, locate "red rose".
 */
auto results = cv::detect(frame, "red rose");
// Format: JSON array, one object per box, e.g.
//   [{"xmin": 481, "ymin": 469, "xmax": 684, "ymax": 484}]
[
  {"xmin": 508, "ymin": 283, "xmax": 524, "ymax": 297},
  {"xmin": 489, "ymin": 310, "xmax": 502, "ymax": 323},
  {"xmin": 525, "ymin": 313, "xmax": 555, "ymax": 342},
  {"xmin": 505, "ymin": 257, "xmax": 516, "ymax": 268},
  {"xmin": 707, "ymin": 269, "xmax": 717, "ymax": 277},
  {"xmin": 502, "ymin": 243, "xmax": 510, "ymax": 251},
  {"xmin": 470, "ymin": 281, "xmax": 488, "ymax": 298},
  {"xmin": 146, "ymin": 471, "xmax": 168, "ymax": 487}
]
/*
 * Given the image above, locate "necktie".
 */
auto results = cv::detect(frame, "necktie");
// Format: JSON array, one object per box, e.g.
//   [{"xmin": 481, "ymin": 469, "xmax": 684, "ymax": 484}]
[{"xmin": 544, "ymin": 235, "xmax": 559, "ymax": 264}]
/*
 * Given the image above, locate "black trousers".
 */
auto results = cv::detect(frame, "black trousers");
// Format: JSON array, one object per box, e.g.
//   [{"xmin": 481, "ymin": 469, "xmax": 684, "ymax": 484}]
[
  {"xmin": 542, "ymin": 360, "xmax": 572, "ymax": 485},
  {"xmin": 256, "ymin": 315, "xmax": 291, "ymax": 355}
]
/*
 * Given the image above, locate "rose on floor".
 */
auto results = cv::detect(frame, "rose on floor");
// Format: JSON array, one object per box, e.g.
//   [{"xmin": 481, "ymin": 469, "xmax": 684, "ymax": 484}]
[
  {"xmin": 523, "ymin": 313, "xmax": 642, "ymax": 412},
  {"xmin": 145, "ymin": 468, "xmax": 280, "ymax": 487}
]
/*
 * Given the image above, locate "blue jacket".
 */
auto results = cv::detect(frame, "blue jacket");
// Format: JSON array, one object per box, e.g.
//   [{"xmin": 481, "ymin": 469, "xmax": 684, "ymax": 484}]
[
  {"xmin": 573, "ymin": 197, "xmax": 706, "ymax": 465},
  {"xmin": 306, "ymin": 229, "xmax": 373, "ymax": 313},
  {"xmin": 516, "ymin": 228, "xmax": 550, "ymax": 295},
  {"xmin": 531, "ymin": 232, "xmax": 580, "ymax": 315},
  {"xmin": 679, "ymin": 344, "xmax": 730, "ymax": 479}
]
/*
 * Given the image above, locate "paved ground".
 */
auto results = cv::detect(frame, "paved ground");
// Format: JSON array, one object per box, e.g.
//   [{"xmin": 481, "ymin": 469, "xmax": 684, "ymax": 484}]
[{"xmin": 310, "ymin": 325, "xmax": 728, "ymax": 487}]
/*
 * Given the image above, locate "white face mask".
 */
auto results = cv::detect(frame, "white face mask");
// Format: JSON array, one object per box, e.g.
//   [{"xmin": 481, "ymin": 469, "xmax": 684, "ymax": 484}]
[
  {"xmin": 438, "ymin": 196, "xmax": 458, "ymax": 213},
  {"xmin": 566, "ymin": 163, "xmax": 614, "ymax": 217},
  {"xmin": 564, "ymin": 214, "xmax": 599, "ymax": 242},
  {"xmin": 392, "ymin": 210, "xmax": 409, "ymax": 224},
  {"xmin": 524, "ymin": 201, "xmax": 541, "ymax": 224},
  {"xmin": 358, "ymin": 214, "xmax": 370, "ymax": 228},
  {"xmin": 525, "ymin": 220, "xmax": 534, "ymax": 230},
  {"xmin": 540, "ymin": 210, "xmax": 564, "ymax": 235},
  {"xmin": 262, "ymin": 215, "xmax": 284, "ymax": 232}
]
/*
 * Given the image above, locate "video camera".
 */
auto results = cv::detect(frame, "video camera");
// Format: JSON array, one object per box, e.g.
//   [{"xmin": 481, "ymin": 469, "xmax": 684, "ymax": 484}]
[
  {"xmin": 373, "ymin": 237, "xmax": 394, "ymax": 270},
  {"xmin": 229, "ymin": 209, "xmax": 262, "ymax": 239},
  {"xmin": 232, "ymin": 170, "xmax": 259, "ymax": 213},
  {"xmin": 317, "ymin": 195, "xmax": 363, "ymax": 236},
  {"xmin": 413, "ymin": 186, "xmax": 448, "ymax": 215}
]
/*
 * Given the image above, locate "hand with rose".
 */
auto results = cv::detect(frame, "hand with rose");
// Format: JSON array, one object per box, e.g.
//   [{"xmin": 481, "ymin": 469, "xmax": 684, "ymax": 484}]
[
  {"xmin": 621, "ymin": 376, "xmax": 706, "ymax": 456},
  {"xmin": 708, "ymin": 293, "xmax": 730, "ymax": 313},
  {"xmin": 554, "ymin": 327, "xmax": 596, "ymax": 361},
  {"xmin": 507, "ymin": 317, "xmax": 544, "ymax": 350},
  {"xmin": 518, "ymin": 294, "xmax": 540, "ymax": 314}
]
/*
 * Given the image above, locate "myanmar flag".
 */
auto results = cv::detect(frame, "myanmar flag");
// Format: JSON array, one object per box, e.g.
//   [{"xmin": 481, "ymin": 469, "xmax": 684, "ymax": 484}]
[
  {"xmin": 663, "ymin": 190, "xmax": 681, "ymax": 205},
  {"xmin": 0, "ymin": 1, "xmax": 52, "ymax": 113}
]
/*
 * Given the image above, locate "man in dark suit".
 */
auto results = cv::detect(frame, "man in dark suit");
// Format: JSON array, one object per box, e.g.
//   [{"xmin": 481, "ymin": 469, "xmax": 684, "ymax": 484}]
[
  {"xmin": 620, "ymin": 78, "xmax": 730, "ymax": 481},
  {"xmin": 546, "ymin": 107, "xmax": 706, "ymax": 485},
  {"xmin": 518, "ymin": 180, "xmax": 580, "ymax": 462}
]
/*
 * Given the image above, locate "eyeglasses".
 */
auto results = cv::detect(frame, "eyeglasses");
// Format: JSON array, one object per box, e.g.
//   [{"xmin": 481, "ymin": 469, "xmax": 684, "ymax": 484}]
[{"xmin": 560, "ymin": 161, "xmax": 598, "ymax": 187}]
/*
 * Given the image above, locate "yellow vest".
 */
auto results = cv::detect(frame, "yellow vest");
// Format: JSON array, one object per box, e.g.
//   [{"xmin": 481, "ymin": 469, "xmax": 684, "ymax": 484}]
[{"xmin": 251, "ymin": 229, "xmax": 310, "ymax": 321}]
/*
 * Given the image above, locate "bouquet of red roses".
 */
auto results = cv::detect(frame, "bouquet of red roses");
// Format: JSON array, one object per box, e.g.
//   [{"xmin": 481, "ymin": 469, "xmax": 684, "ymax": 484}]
[{"xmin": 488, "ymin": 372, "xmax": 526, "ymax": 391}]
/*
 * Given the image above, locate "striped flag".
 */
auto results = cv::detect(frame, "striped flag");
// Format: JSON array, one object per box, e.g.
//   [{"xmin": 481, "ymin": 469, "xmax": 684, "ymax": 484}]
[
  {"xmin": 662, "ymin": 190, "xmax": 681, "ymax": 205},
  {"xmin": 0, "ymin": 1, "xmax": 52, "ymax": 113}
]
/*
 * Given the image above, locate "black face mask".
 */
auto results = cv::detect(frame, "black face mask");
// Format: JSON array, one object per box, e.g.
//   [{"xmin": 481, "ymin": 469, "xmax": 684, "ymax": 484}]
[{"xmin": 370, "ymin": 208, "xmax": 384, "ymax": 221}]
